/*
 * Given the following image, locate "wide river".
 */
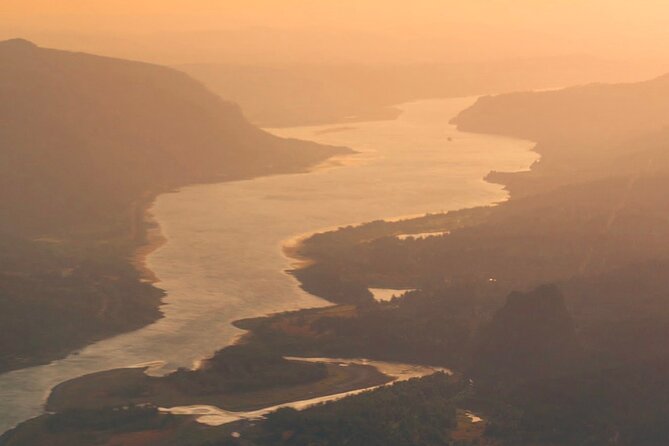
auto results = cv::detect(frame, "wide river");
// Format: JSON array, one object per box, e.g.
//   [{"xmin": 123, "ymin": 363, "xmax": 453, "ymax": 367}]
[{"xmin": 0, "ymin": 97, "xmax": 536, "ymax": 433}]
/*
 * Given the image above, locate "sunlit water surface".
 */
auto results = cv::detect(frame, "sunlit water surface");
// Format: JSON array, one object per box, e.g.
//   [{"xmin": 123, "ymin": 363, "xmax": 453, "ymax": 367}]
[{"xmin": 0, "ymin": 97, "xmax": 536, "ymax": 432}]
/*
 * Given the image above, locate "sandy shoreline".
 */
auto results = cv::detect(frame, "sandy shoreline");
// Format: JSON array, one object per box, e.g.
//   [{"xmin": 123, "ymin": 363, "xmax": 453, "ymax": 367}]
[
  {"xmin": 282, "ymin": 233, "xmax": 318, "ymax": 269},
  {"xmin": 131, "ymin": 203, "xmax": 167, "ymax": 284}
]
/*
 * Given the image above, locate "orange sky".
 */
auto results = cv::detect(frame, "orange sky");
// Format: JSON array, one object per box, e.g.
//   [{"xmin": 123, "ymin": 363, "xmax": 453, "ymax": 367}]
[
  {"xmin": 4, "ymin": 1, "xmax": 668, "ymax": 30},
  {"xmin": 3, "ymin": 1, "xmax": 669, "ymax": 65}
]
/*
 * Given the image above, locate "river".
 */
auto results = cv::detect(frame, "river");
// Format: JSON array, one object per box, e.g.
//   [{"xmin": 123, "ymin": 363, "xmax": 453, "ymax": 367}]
[{"xmin": 0, "ymin": 97, "xmax": 536, "ymax": 433}]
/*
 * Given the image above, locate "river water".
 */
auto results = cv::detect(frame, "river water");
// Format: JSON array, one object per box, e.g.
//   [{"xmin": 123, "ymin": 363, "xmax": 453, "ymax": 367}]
[{"xmin": 0, "ymin": 97, "xmax": 536, "ymax": 433}]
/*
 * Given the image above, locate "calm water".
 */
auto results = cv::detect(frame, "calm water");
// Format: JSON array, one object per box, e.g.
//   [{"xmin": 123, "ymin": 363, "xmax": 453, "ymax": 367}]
[{"xmin": 0, "ymin": 97, "xmax": 536, "ymax": 432}]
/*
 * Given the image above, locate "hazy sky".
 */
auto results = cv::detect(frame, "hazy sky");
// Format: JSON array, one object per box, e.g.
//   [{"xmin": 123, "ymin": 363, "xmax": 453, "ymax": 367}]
[{"xmin": 3, "ymin": 1, "xmax": 669, "ymax": 65}]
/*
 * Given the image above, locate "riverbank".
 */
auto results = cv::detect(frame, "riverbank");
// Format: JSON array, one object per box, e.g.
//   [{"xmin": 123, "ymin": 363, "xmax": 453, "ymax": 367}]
[
  {"xmin": 0, "ymin": 302, "xmax": 453, "ymax": 446},
  {"xmin": 38, "ymin": 297, "xmax": 448, "ymax": 423},
  {"xmin": 0, "ymin": 144, "xmax": 353, "ymax": 437},
  {"xmin": 45, "ymin": 360, "xmax": 391, "ymax": 414},
  {"xmin": 130, "ymin": 205, "xmax": 167, "ymax": 284},
  {"xmin": 0, "ymin": 230, "xmax": 166, "ymax": 375}
]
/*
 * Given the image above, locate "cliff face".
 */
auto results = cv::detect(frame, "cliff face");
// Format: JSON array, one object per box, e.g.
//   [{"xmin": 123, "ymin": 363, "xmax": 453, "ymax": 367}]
[
  {"xmin": 0, "ymin": 38, "xmax": 347, "ymax": 236},
  {"xmin": 473, "ymin": 285, "xmax": 580, "ymax": 385}
]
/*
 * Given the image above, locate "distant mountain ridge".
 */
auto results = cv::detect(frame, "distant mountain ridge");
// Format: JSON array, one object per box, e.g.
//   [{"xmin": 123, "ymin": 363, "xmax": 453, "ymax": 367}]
[
  {"xmin": 180, "ymin": 56, "xmax": 655, "ymax": 127},
  {"xmin": 453, "ymin": 73, "xmax": 669, "ymax": 145}
]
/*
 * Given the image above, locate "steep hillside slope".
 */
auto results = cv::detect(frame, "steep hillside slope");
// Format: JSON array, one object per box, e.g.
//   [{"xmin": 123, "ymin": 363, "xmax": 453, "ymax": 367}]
[{"xmin": 0, "ymin": 38, "xmax": 346, "ymax": 236}]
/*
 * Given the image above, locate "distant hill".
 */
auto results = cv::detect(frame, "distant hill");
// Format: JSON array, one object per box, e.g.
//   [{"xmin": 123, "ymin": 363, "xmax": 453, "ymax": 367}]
[
  {"xmin": 0, "ymin": 38, "xmax": 347, "ymax": 236},
  {"xmin": 453, "ymin": 73, "xmax": 669, "ymax": 145},
  {"xmin": 180, "ymin": 56, "xmax": 653, "ymax": 127},
  {"xmin": 452, "ymin": 73, "xmax": 669, "ymax": 197}
]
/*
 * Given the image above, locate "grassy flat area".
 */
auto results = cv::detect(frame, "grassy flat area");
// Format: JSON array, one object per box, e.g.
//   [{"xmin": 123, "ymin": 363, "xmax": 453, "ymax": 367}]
[
  {"xmin": 211, "ymin": 362, "xmax": 389, "ymax": 412},
  {"xmin": 48, "ymin": 361, "xmax": 391, "ymax": 414}
]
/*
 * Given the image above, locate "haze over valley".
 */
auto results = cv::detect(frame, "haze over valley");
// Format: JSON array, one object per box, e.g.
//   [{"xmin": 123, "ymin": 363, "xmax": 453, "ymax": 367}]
[{"xmin": 2, "ymin": 2, "xmax": 669, "ymax": 446}]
